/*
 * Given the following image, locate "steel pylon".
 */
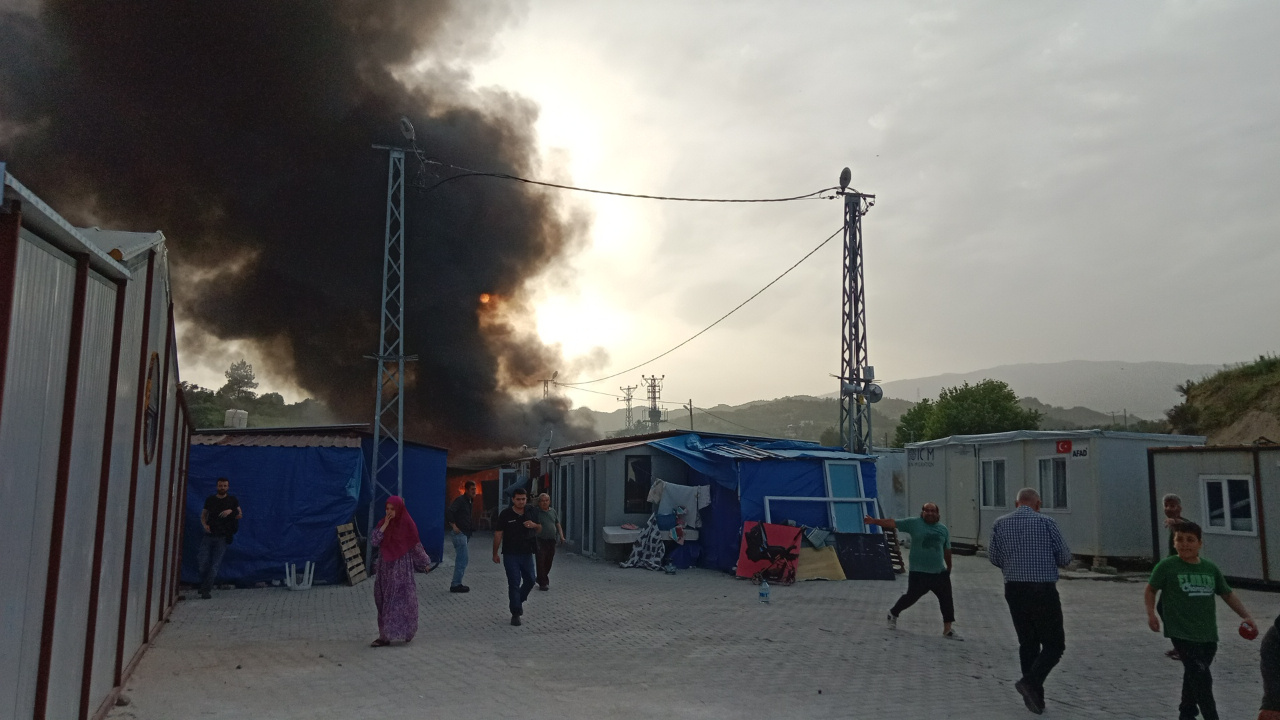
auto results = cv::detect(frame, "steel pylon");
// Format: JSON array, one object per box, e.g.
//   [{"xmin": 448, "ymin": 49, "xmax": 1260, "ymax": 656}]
[
  {"xmin": 366, "ymin": 147, "xmax": 417, "ymax": 563},
  {"xmin": 838, "ymin": 189, "xmax": 875, "ymax": 454}
]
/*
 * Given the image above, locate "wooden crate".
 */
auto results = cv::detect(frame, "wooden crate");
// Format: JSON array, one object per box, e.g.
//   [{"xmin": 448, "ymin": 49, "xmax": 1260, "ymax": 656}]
[{"xmin": 337, "ymin": 522, "xmax": 367, "ymax": 585}]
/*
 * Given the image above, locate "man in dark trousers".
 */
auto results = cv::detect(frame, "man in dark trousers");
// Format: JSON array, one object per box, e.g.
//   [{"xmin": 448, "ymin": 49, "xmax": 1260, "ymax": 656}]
[
  {"xmin": 864, "ymin": 502, "xmax": 960, "ymax": 639},
  {"xmin": 989, "ymin": 488, "xmax": 1072, "ymax": 715},
  {"xmin": 198, "ymin": 477, "xmax": 242, "ymax": 599},
  {"xmin": 492, "ymin": 488, "xmax": 541, "ymax": 626},
  {"xmin": 447, "ymin": 481, "xmax": 477, "ymax": 592}
]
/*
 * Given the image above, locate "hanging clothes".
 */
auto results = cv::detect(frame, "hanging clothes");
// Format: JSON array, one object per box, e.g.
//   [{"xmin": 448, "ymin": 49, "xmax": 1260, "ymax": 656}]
[
  {"xmin": 658, "ymin": 483, "xmax": 711, "ymax": 527},
  {"xmin": 619, "ymin": 514, "xmax": 667, "ymax": 570}
]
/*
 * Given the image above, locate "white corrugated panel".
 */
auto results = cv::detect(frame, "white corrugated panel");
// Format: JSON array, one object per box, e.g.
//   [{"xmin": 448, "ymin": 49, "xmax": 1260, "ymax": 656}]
[
  {"xmin": 148, "ymin": 374, "xmax": 179, "ymax": 626},
  {"xmin": 0, "ymin": 236, "xmax": 75, "ymax": 720},
  {"xmin": 122, "ymin": 261, "xmax": 170, "ymax": 661},
  {"xmin": 88, "ymin": 269, "xmax": 146, "ymax": 707},
  {"xmin": 45, "ymin": 274, "xmax": 117, "ymax": 720}
]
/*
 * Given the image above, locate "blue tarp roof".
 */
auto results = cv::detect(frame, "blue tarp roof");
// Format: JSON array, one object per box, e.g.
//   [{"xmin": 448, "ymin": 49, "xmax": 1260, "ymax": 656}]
[{"xmin": 648, "ymin": 434, "xmax": 874, "ymax": 490}]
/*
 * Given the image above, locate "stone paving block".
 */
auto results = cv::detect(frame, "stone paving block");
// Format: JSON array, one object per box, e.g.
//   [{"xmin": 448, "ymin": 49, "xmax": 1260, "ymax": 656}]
[{"xmin": 109, "ymin": 544, "xmax": 1277, "ymax": 720}]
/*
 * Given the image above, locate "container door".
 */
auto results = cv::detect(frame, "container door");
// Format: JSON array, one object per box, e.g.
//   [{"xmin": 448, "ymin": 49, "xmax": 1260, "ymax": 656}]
[
  {"xmin": 498, "ymin": 468, "xmax": 517, "ymax": 511},
  {"xmin": 581, "ymin": 457, "xmax": 595, "ymax": 554}
]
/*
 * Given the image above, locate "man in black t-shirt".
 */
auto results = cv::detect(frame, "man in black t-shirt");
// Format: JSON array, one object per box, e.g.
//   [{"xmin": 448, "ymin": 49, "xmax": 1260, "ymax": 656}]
[
  {"xmin": 198, "ymin": 477, "xmax": 242, "ymax": 599},
  {"xmin": 492, "ymin": 488, "xmax": 541, "ymax": 626},
  {"xmin": 447, "ymin": 481, "xmax": 477, "ymax": 592}
]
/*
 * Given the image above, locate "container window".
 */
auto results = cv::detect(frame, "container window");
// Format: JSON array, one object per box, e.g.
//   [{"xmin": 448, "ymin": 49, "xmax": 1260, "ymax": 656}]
[
  {"xmin": 1201, "ymin": 475, "xmax": 1256, "ymax": 535},
  {"xmin": 1037, "ymin": 457, "xmax": 1068, "ymax": 509},
  {"xmin": 981, "ymin": 459, "xmax": 1006, "ymax": 508}
]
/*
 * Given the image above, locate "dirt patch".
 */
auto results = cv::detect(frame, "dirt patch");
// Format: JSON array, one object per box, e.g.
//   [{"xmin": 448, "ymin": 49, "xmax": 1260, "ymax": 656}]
[{"xmin": 1210, "ymin": 409, "xmax": 1280, "ymax": 445}]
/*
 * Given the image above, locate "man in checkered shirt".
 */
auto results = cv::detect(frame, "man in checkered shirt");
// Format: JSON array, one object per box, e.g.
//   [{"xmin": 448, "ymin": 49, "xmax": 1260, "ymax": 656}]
[{"xmin": 988, "ymin": 488, "xmax": 1073, "ymax": 715}]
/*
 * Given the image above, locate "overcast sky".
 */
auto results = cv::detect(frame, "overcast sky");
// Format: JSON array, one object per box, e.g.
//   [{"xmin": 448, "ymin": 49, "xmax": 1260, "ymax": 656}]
[{"xmin": 185, "ymin": 1, "xmax": 1280, "ymax": 414}]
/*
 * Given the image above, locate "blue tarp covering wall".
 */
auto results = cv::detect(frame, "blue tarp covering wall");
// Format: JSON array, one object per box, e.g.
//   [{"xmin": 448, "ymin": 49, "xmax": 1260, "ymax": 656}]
[
  {"xmin": 184, "ymin": 438, "xmax": 447, "ymax": 586},
  {"xmin": 182, "ymin": 445, "xmax": 363, "ymax": 585},
  {"xmin": 648, "ymin": 434, "xmax": 878, "ymax": 573},
  {"xmin": 356, "ymin": 437, "xmax": 448, "ymax": 563}
]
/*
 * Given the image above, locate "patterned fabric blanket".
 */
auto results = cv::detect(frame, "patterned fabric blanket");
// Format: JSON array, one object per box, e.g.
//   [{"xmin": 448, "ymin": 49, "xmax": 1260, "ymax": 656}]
[{"xmin": 619, "ymin": 514, "xmax": 666, "ymax": 570}]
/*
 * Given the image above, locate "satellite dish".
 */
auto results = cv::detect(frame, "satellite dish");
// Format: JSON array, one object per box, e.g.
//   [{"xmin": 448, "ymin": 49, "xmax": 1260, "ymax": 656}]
[
  {"xmin": 865, "ymin": 384, "xmax": 884, "ymax": 404},
  {"xmin": 399, "ymin": 117, "xmax": 415, "ymax": 141},
  {"xmin": 839, "ymin": 167, "xmax": 851, "ymax": 191}
]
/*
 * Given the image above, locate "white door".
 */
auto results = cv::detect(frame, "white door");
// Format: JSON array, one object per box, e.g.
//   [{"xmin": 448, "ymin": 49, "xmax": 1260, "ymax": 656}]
[
  {"xmin": 498, "ymin": 468, "xmax": 518, "ymax": 511},
  {"xmin": 581, "ymin": 457, "xmax": 595, "ymax": 554}
]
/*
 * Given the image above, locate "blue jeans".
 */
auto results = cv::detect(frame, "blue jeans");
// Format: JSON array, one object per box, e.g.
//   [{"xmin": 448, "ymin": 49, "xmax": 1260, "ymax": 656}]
[
  {"xmin": 197, "ymin": 534, "xmax": 229, "ymax": 593},
  {"xmin": 451, "ymin": 532, "xmax": 470, "ymax": 587},
  {"xmin": 502, "ymin": 553, "xmax": 536, "ymax": 616}
]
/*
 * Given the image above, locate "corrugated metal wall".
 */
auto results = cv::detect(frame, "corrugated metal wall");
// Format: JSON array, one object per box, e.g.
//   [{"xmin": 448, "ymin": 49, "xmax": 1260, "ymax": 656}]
[{"xmin": 0, "ymin": 194, "xmax": 191, "ymax": 720}]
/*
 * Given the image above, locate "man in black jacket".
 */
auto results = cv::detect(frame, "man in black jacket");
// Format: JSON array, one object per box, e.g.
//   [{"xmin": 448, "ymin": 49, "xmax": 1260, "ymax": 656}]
[
  {"xmin": 198, "ymin": 477, "xmax": 242, "ymax": 599},
  {"xmin": 447, "ymin": 481, "xmax": 477, "ymax": 592}
]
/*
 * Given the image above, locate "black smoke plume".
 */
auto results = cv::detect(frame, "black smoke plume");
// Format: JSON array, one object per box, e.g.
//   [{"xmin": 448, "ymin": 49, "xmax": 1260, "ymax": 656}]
[{"xmin": 0, "ymin": 1, "xmax": 602, "ymax": 450}]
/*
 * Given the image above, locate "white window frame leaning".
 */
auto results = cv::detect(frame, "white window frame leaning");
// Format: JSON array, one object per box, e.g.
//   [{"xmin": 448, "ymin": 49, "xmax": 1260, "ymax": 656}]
[
  {"xmin": 1199, "ymin": 474, "xmax": 1258, "ymax": 537},
  {"xmin": 1036, "ymin": 455, "xmax": 1069, "ymax": 511},
  {"xmin": 980, "ymin": 458, "xmax": 1007, "ymax": 509}
]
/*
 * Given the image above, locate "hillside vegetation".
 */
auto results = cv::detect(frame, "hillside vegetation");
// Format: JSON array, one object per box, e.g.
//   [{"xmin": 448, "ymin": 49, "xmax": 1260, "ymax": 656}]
[{"xmin": 1167, "ymin": 355, "xmax": 1280, "ymax": 444}]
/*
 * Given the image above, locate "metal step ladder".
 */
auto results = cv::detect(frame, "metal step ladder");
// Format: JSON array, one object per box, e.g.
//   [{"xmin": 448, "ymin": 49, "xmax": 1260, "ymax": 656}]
[{"xmin": 884, "ymin": 526, "xmax": 906, "ymax": 574}]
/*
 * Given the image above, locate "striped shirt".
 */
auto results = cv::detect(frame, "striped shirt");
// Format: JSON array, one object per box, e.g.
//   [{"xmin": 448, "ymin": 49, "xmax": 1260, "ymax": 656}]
[{"xmin": 988, "ymin": 505, "xmax": 1072, "ymax": 583}]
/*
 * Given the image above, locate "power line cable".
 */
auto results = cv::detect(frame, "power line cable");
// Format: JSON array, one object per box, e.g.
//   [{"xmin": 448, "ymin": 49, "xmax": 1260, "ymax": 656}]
[
  {"xmin": 405, "ymin": 146, "xmax": 841, "ymax": 202},
  {"xmin": 560, "ymin": 225, "xmax": 845, "ymax": 385}
]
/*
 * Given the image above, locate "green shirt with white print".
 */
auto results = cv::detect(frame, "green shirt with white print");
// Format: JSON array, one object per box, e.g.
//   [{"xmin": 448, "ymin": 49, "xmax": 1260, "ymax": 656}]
[{"xmin": 1148, "ymin": 555, "xmax": 1232, "ymax": 643}]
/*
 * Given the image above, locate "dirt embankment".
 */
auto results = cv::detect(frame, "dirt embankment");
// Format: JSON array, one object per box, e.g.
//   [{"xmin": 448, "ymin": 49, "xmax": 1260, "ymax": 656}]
[{"xmin": 1168, "ymin": 356, "xmax": 1280, "ymax": 444}]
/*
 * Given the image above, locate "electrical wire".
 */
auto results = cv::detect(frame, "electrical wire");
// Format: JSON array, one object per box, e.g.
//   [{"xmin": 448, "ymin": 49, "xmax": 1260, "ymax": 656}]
[
  {"xmin": 406, "ymin": 146, "xmax": 841, "ymax": 202},
  {"xmin": 558, "ymin": 225, "xmax": 845, "ymax": 385}
]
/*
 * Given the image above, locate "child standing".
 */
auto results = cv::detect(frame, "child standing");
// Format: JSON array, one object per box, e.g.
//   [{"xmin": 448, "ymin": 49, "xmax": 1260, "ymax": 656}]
[{"xmin": 1145, "ymin": 520, "xmax": 1257, "ymax": 720}]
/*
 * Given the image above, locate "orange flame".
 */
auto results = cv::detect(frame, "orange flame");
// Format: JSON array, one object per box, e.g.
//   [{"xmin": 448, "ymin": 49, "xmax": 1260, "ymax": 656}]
[{"xmin": 479, "ymin": 293, "xmax": 491, "ymax": 304}]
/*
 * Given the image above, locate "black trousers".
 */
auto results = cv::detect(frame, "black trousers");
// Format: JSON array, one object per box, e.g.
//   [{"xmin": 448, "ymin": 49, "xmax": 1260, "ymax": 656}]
[
  {"xmin": 1263, "ymin": 624, "xmax": 1280, "ymax": 713},
  {"xmin": 1170, "ymin": 638, "xmax": 1217, "ymax": 720},
  {"xmin": 890, "ymin": 570, "xmax": 954, "ymax": 623},
  {"xmin": 1004, "ymin": 582, "xmax": 1065, "ymax": 690}
]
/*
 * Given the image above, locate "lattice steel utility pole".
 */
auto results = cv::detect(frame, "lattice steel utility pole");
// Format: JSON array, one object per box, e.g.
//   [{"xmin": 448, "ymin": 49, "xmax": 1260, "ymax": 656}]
[
  {"xmin": 619, "ymin": 385, "xmax": 637, "ymax": 432},
  {"xmin": 366, "ymin": 141, "xmax": 418, "ymax": 564},
  {"xmin": 837, "ymin": 168, "xmax": 876, "ymax": 454},
  {"xmin": 641, "ymin": 375, "xmax": 665, "ymax": 434}
]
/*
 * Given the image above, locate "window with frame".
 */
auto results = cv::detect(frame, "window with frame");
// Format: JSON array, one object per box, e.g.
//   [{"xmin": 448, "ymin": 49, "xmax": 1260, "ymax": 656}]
[
  {"xmin": 1037, "ymin": 457, "xmax": 1068, "ymax": 509},
  {"xmin": 981, "ymin": 459, "xmax": 1006, "ymax": 508},
  {"xmin": 1202, "ymin": 476, "xmax": 1256, "ymax": 534},
  {"xmin": 624, "ymin": 455, "xmax": 652, "ymax": 514}
]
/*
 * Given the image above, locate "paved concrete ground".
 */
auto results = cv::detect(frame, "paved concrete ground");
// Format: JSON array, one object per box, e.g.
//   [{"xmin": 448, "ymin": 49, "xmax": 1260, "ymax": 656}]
[{"xmin": 109, "ymin": 539, "xmax": 1276, "ymax": 720}]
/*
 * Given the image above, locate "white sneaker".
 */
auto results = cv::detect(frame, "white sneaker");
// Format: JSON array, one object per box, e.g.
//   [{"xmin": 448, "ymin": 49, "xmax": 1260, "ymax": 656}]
[
  {"xmin": 886, "ymin": 613, "xmax": 897, "ymax": 629},
  {"xmin": 943, "ymin": 628, "xmax": 963, "ymax": 641}
]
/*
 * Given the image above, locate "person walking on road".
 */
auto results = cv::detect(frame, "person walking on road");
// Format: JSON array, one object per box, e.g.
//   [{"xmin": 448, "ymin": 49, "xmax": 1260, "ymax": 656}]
[
  {"xmin": 197, "ymin": 477, "xmax": 242, "ymax": 599},
  {"xmin": 988, "ymin": 488, "xmax": 1073, "ymax": 715},
  {"xmin": 864, "ymin": 502, "xmax": 960, "ymax": 640},
  {"xmin": 533, "ymin": 493, "xmax": 566, "ymax": 591},
  {"xmin": 493, "ymin": 488, "xmax": 541, "ymax": 626},
  {"xmin": 1145, "ymin": 520, "xmax": 1256, "ymax": 720},
  {"xmin": 369, "ymin": 496, "xmax": 432, "ymax": 647},
  {"xmin": 1160, "ymin": 492, "xmax": 1188, "ymax": 660},
  {"xmin": 447, "ymin": 481, "xmax": 477, "ymax": 593}
]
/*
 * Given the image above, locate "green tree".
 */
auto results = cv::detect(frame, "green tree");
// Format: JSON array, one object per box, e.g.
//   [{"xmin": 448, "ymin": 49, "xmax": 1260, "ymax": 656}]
[
  {"xmin": 892, "ymin": 398, "xmax": 934, "ymax": 447},
  {"xmin": 219, "ymin": 359, "xmax": 258, "ymax": 402},
  {"xmin": 819, "ymin": 426, "xmax": 840, "ymax": 447},
  {"xmin": 924, "ymin": 380, "xmax": 1041, "ymax": 438}
]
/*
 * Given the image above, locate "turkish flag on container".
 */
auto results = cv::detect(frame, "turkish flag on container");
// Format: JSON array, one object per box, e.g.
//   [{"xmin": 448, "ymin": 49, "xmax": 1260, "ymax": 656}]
[{"xmin": 1055, "ymin": 440, "xmax": 1072, "ymax": 454}]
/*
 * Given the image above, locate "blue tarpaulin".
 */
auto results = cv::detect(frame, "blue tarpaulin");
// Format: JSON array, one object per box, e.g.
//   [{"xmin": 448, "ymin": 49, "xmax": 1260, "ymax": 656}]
[
  {"xmin": 647, "ymin": 433, "xmax": 878, "ymax": 573},
  {"xmin": 183, "ymin": 437, "xmax": 446, "ymax": 586}
]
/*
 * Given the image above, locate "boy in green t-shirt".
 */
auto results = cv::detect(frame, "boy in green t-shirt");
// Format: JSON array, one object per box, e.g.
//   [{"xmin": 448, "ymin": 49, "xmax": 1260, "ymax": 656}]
[{"xmin": 1145, "ymin": 521, "xmax": 1256, "ymax": 720}]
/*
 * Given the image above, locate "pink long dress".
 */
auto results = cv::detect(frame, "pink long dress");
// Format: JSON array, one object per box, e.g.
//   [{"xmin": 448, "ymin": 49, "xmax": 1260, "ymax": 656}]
[{"xmin": 371, "ymin": 527, "xmax": 431, "ymax": 641}]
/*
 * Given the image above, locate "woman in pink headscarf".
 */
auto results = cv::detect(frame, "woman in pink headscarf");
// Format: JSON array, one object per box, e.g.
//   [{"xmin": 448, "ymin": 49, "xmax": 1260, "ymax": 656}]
[{"xmin": 370, "ymin": 496, "xmax": 432, "ymax": 647}]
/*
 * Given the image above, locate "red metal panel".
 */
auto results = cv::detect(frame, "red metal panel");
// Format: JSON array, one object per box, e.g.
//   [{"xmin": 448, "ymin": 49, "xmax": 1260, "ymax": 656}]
[
  {"xmin": 141, "ymin": 305, "xmax": 173, "ymax": 638},
  {"xmin": 33, "ymin": 254, "xmax": 90, "ymax": 720},
  {"xmin": 113, "ymin": 251, "xmax": 155, "ymax": 684},
  {"xmin": 0, "ymin": 199, "xmax": 21, "ymax": 429},
  {"xmin": 78, "ymin": 278, "xmax": 128, "ymax": 720}
]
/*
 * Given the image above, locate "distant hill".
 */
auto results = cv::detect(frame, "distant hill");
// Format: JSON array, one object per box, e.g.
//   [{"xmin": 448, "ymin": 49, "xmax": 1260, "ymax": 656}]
[
  {"xmin": 876, "ymin": 361, "xmax": 1222, "ymax": 419},
  {"xmin": 580, "ymin": 395, "xmax": 900, "ymax": 444},
  {"xmin": 1168, "ymin": 355, "xmax": 1280, "ymax": 444}
]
